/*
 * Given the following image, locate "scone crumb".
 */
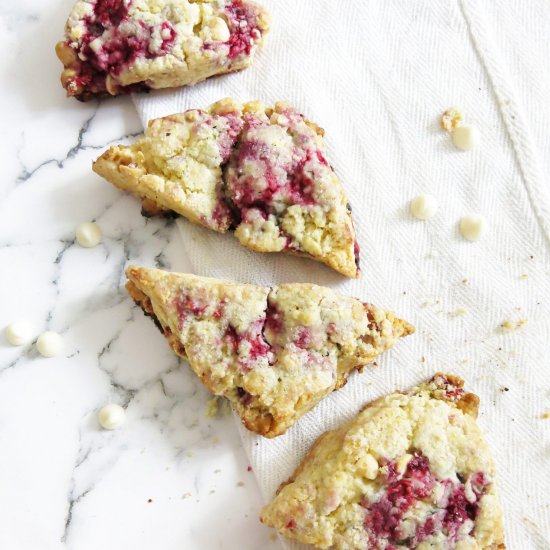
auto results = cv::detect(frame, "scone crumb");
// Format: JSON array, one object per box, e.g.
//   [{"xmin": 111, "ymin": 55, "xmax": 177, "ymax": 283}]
[
  {"xmin": 182, "ymin": 492, "xmax": 192, "ymax": 499},
  {"xmin": 541, "ymin": 411, "xmax": 550, "ymax": 420},
  {"xmin": 520, "ymin": 273, "xmax": 528, "ymax": 280},
  {"xmin": 500, "ymin": 319, "xmax": 527, "ymax": 331},
  {"xmin": 205, "ymin": 397, "xmax": 219, "ymax": 418},
  {"xmin": 237, "ymin": 481, "xmax": 245, "ymax": 487},
  {"xmin": 269, "ymin": 533, "xmax": 278, "ymax": 542},
  {"xmin": 450, "ymin": 307, "xmax": 468, "ymax": 317},
  {"xmin": 205, "ymin": 396, "xmax": 230, "ymax": 418},
  {"xmin": 441, "ymin": 107, "xmax": 463, "ymax": 131}
]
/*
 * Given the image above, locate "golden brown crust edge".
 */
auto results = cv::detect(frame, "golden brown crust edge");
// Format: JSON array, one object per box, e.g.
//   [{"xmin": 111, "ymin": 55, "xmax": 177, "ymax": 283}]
[
  {"xmin": 126, "ymin": 270, "xmax": 414, "ymax": 438},
  {"xmin": 275, "ymin": 372, "xmax": 479, "ymax": 496}
]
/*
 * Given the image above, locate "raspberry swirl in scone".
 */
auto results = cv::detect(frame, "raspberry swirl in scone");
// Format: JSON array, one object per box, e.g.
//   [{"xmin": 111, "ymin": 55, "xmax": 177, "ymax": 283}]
[
  {"xmin": 55, "ymin": 0, "xmax": 270, "ymax": 100},
  {"xmin": 260, "ymin": 374, "xmax": 505, "ymax": 550},
  {"xmin": 125, "ymin": 266, "xmax": 414, "ymax": 437},
  {"xmin": 94, "ymin": 99, "xmax": 360, "ymax": 277},
  {"xmin": 226, "ymin": 102, "xmax": 359, "ymax": 278}
]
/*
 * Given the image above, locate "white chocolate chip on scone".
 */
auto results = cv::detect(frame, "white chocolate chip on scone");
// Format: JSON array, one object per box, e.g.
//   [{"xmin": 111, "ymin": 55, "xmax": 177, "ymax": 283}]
[
  {"xmin": 261, "ymin": 374, "xmax": 505, "ymax": 550},
  {"xmin": 56, "ymin": 0, "xmax": 270, "ymax": 100}
]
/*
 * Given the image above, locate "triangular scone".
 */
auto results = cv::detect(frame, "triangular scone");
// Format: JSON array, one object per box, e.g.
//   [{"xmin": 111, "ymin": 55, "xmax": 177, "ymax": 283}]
[
  {"xmin": 261, "ymin": 374, "xmax": 505, "ymax": 550},
  {"xmin": 125, "ymin": 266, "xmax": 414, "ymax": 437},
  {"xmin": 93, "ymin": 98, "xmax": 243, "ymax": 231},
  {"xmin": 226, "ymin": 101, "xmax": 359, "ymax": 278},
  {"xmin": 95, "ymin": 100, "xmax": 360, "ymax": 278},
  {"xmin": 56, "ymin": 0, "xmax": 269, "ymax": 100}
]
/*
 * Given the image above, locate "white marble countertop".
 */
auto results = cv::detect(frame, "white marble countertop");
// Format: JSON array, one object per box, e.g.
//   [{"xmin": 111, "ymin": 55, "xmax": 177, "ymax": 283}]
[{"xmin": 0, "ymin": 2, "xmax": 280, "ymax": 548}]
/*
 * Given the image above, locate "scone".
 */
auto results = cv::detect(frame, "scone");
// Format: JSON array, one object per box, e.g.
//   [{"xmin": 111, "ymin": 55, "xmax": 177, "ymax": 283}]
[
  {"xmin": 55, "ymin": 0, "xmax": 270, "ymax": 100},
  {"xmin": 94, "ymin": 98, "xmax": 243, "ymax": 231},
  {"xmin": 94, "ymin": 99, "xmax": 360, "ymax": 277},
  {"xmin": 125, "ymin": 266, "xmax": 414, "ymax": 437},
  {"xmin": 260, "ymin": 374, "xmax": 505, "ymax": 549}
]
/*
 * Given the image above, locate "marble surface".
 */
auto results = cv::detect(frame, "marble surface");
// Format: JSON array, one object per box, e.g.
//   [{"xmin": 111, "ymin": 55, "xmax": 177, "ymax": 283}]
[{"xmin": 0, "ymin": 1, "xmax": 279, "ymax": 548}]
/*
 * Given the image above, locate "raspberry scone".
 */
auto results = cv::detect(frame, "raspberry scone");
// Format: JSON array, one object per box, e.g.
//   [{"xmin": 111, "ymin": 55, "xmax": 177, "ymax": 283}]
[
  {"xmin": 94, "ymin": 98, "xmax": 243, "ymax": 230},
  {"xmin": 55, "ymin": 0, "xmax": 270, "ymax": 100},
  {"xmin": 261, "ymin": 374, "xmax": 505, "ymax": 549},
  {"xmin": 94, "ymin": 99, "xmax": 360, "ymax": 277},
  {"xmin": 125, "ymin": 266, "xmax": 414, "ymax": 437}
]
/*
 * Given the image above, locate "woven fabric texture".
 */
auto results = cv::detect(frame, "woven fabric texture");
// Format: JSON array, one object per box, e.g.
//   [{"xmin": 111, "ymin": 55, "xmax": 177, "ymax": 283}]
[{"xmin": 133, "ymin": 1, "xmax": 550, "ymax": 547}]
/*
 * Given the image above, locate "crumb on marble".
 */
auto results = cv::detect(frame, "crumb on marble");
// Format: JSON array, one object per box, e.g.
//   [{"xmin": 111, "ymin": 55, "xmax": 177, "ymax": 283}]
[
  {"xmin": 247, "ymin": 465, "xmax": 253, "ymax": 472},
  {"xmin": 212, "ymin": 436, "xmax": 220, "ymax": 445},
  {"xmin": 214, "ymin": 469, "xmax": 221, "ymax": 474},
  {"xmin": 542, "ymin": 411, "xmax": 550, "ymax": 420},
  {"xmin": 420, "ymin": 356, "xmax": 426, "ymax": 363},
  {"xmin": 500, "ymin": 387, "xmax": 509, "ymax": 393},
  {"xmin": 205, "ymin": 396, "xmax": 230, "ymax": 418},
  {"xmin": 440, "ymin": 107, "xmax": 463, "ymax": 131},
  {"xmin": 209, "ymin": 489, "xmax": 216, "ymax": 495},
  {"xmin": 270, "ymin": 533, "xmax": 278, "ymax": 542},
  {"xmin": 520, "ymin": 273, "xmax": 528, "ymax": 280},
  {"xmin": 182, "ymin": 492, "xmax": 192, "ymax": 499},
  {"xmin": 147, "ymin": 498, "xmax": 153, "ymax": 503},
  {"xmin": 462, "ymin": 278, "xmax": 468, "ymax": 284},
  {"xmin": 237, "ymin": 481, "xmax": 245, "ymax": 487},
  {"xmin": 206, "ymin": 397, "xmax": 220, "ymax": 418}
]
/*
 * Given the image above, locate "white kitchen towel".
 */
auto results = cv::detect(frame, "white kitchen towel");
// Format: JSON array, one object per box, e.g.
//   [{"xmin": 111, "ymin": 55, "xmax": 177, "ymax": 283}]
[{"xmin": 133, "ymin": 1, "xmax": 550, "ymax": 548}]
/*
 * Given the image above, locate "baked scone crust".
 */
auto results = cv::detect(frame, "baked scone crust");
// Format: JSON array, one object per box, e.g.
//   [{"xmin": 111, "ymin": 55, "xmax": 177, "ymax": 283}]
[
  {"xmin": 94, "ymin": 98, "xmax": 243, "ymax": 231},
  {"xmin": 260, "ymin": 374, "xmax": 505, "ymax": 549},
  {"xmin": 125, "ymin": 265, "xmax": 414, "ymax": 437},
  {"xmin": 56, "ymin": 0, "xmax": 270, "ymax": 100},
  {"xmin": 94, "ymin": 99, "xmax": 360, "ymax": 278}
]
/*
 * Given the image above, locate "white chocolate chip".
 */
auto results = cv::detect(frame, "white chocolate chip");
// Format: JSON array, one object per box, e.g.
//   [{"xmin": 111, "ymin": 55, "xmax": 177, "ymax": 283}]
[
  {"xmin": 410, "ymin": 194, "xmax": 438, "ymax": 220},
  {"xmin": 206, "ymin": 17, "xmax": 231, "ymax": 42},
  {"xmin": 88, "ymin": 37, "xmax": 103, "ymax": 54},
  {"xmin": 459, "ymin": 214, "xmax": 486, "ymax": 241},
  {"xmin": 452, "ymin": 125, "xmax": 480, "ymax": 151},
  {"xmin": 36, "ymin": 331, "xmax": 64, "ymax": 357},
  {"xmin": 4, "ymin": 321, "xmax": 34, "ymax": 346},
  {"xmin": 98, "ymin": 404, "xmax": 126, "ymax": 430},
  {"xmin": 397, "ymin": 453, "xmax": 413, "ymax": 474},
  {"xmin": 76, "ymin": 222, "xmax": 102, "ymax": 248},
  {"xmin": 355, "ymin": 453, "xmax": 379, "ymax": 480}
]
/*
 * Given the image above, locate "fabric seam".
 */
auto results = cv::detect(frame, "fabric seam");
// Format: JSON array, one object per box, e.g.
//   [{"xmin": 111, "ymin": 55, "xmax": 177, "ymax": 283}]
[{"xmin": 459, "ymin": 0, "xmax": 550, "ymax": 246}]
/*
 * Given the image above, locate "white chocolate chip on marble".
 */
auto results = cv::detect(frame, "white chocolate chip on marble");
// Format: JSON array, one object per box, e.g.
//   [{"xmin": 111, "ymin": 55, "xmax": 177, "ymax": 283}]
[
  {"xmin": 452, "ymin": 125, "xmax": 480, "ymax": 151},
  {"xmin": 410, "ymin": 194, "xmax": 438, "ymax": 220},
  {"xmin": 36, "ymin": 331, "xmax": 64, "ymax": 357},
  {"xmin": 4, "ymin": 321, "xmax": 34, "ymax": 346},
  {"xmin": 98, "ymin": 404, "xmax": 126, "ymax": 430},
  {"xmin": 76, "ymin": 222, "xmax": 102, "ymax": 248},
  {"xmin": 459, "ymin": 214, "xmax": 486, "ymax": 241}
]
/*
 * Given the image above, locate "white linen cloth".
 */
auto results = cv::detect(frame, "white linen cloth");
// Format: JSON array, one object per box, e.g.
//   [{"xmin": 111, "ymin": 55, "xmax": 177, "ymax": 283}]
[{"xmin": 133, "ymin": 1, "xmax": 550, "ymax": 548}]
